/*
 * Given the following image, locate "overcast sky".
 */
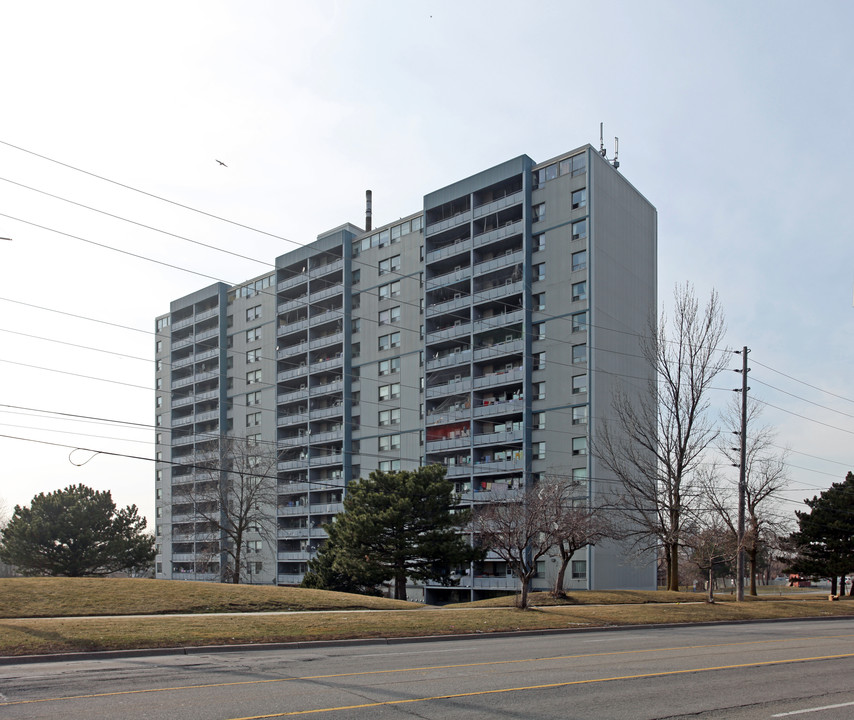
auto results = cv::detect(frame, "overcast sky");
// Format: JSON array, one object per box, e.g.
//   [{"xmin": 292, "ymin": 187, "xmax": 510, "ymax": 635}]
[{"xmin": 1, "ymin": 0, "xmax": 851, "ymax": 527}]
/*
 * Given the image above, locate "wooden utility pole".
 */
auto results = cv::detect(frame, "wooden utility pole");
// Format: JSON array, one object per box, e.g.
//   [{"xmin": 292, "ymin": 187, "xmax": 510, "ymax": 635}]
[{"xmin": 735, "ymin": 347, "xmax": 750, "ymax": 602}]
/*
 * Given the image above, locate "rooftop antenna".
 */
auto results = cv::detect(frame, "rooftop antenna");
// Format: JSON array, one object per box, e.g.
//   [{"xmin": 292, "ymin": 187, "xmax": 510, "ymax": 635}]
[
  {"xmin": 612, "ymin": 137, "xmax": 620, "ymax": 169},
  {"xmin": 599, "ymin": 122, "xmax": 607, "ymax": 157}
]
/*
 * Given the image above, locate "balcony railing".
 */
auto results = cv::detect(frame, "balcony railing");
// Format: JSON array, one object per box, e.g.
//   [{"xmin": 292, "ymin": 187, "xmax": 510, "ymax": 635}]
[
  {"xmin": 425, "ymin": 377, "xmax": 471, "ymax": 398},
  {"xmin": 425, "ymin": 267, "xmax": 472, "ymax": 291},
  {"xmin": 277, "ymin": 319, "xmax": 309, "ymax": 337},
  {"xmin": 309, "ymin": 258, "xmax": 343, "ymax": 278},
  {"xmin": 473, "ymin": 366, "xmax": 524, "ymax": 389},
  {"xmin": 473, "ymin": 219, "xmax": 524, "ymax": 248},
  {"xmin": 309, "ymin": 332, "xmax": 343, "ymax": 350},
  {"xmin": 472, "ymin": 190, "xmax": 524, "ymax": 219},
  {"xmin": 426, "ymin": 294, "xmax": 471, "ymax": 318},
  {"xmin": 473, "ymin": 309, "xmax": 524, "ymax": 334},
  {"xmin": 425, "ymin": 209, "xmax": 472, "ymax": 237},
  {"xmin": 426, "ymin": 322, "xmax": 471, "ymax": 344},
  {"xmin": 425, "ymin": 237, "xmax": 472, "ymax": 264},
  {"xmin": 426, "ymin": 349, "xmax": 472, "ymax": 371},
  {"xmin": 277, "ymin": 274, "xmax": 308, "ymax": 292}
]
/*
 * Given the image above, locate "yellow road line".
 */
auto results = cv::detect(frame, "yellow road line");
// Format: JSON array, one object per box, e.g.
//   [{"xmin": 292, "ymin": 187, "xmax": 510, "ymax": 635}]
[
  {"xmin": 3, "ymin": 633, "xmax": 854, "ymax": 707},
  {"xmin": 227, "ymin": 653, "xmax": 854, "ymax": 719}
]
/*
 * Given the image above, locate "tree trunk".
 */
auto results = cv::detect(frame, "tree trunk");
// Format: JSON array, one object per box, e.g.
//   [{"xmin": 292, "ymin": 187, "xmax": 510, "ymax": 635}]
[
  {"xmin": 517, "ymin": 577, "xmax": 530, "ymax": 609},
  {"xmin": 748, "ymin": 546, "xmax": 758, "ymax": 596},
  {"xmin": 707, "ymin": 566, "xmax": 715, "ymax": 603},
  {"xmin": 553, "ymin": 557, "xmax": 569, "ymax": 597},
  {"xmin": 394, "ymin": 572, "xmax": 406, "ymax": 600},
  {"xmin": 830, "ymin": 576, "xmax": 838, "ymax": 595},
  {"xmin": 232, "ymin": 549, "xmax": 242, "ymax": 584},
  {"xmin": 668, "ymin": 543, "xmax": 680, "ymax": 591},
  {"xmin": 849, "ymin": 580, "xmax": 854, "ymax": 597}
]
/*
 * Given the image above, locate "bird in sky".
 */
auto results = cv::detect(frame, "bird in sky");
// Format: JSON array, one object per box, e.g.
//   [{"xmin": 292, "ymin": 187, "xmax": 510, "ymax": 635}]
[{"xmin": 216, "ymin": 159, "xmax": 227, "ymax": 167}]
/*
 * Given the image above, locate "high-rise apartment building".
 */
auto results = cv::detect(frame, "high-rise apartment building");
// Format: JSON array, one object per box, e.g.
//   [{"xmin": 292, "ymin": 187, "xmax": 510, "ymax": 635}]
[{"xmin": 154, "ymin": 145, "xmax": 657, "ymax": 600}]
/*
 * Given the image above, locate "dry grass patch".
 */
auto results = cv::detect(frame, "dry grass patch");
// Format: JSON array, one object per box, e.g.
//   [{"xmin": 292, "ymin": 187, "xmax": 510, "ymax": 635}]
[
  {"xmin": 1, "ymin": 598, "xmax": 853, "ymax": 658},
  {"xmin": 0, "ymin": 577, "xmax": 415, "ymax": 618},
  {"xmin": 448, "ymin": 590, "xmax": 704, "ymax": 608}
]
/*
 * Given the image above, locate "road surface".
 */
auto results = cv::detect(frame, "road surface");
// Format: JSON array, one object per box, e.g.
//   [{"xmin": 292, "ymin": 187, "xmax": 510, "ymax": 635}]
[{"xmin": 1, "ymin": 618, "xmax": 853, "ymax": 719}]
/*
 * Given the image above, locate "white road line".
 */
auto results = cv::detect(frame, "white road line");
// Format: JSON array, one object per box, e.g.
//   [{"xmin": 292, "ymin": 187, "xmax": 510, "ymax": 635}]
[{"xmin": 772, "ymin": 700, "xmax": 854, "ymax": 716}]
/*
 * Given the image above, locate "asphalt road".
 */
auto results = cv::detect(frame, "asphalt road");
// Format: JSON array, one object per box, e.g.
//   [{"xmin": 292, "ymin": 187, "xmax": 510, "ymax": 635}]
[{"xmin": 1, "ymin": 619, "xmax": 854, "ymax": 719}]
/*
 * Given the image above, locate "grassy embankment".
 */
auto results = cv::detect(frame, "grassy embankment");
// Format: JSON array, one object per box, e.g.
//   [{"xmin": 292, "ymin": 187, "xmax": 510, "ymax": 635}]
[{"xmin": 1, "ymin": 577, "xmax": 852, "ymax": 657}]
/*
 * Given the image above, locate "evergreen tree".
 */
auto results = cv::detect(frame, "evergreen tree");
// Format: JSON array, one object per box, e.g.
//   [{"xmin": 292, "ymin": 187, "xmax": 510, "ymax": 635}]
[
  {"xmin": 0, "ymin": 484, "xmax": 155, "ymax": 576},
  {"xmin": 786, "ymin": 472, "xmax": 854, "ymax": 595},
  {"xmin": 306, "ymin": 465, "xmax": 477, "ymax": 599}
]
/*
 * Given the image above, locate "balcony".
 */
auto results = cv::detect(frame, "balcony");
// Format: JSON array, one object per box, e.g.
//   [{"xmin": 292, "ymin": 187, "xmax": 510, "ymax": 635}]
[
  {"xmin": 310, "ymin": 404, "xmax": 343, "ymax": 420},
  {"xmin": 195, "ymin": 348, "xmax": 219, "ymax": 363},
  {"xmin": 425, "ymin": 377, "xmax": 471, "ymax": 399},
  {"xmin": 425, "ymin": 267, "xmax": 472, "ymax": 291},
  {"xmin": 426, "ymin": 294, "xmax": 470, "ymax": 318},
  {"xmin": 309, "ymin": 332, "xmax": 343, "ymax": 350},
  {"xmin": 473, "ymin": 219, "xmax": 524, "ymax": 248},
  {"xmin": 425, "ymin": 436, "xmax": 471, "ymax": 453},
  {"xmin": 473, "ymin": 249, "xmax": 524, "ymax": 277},
  {"xmin": 195, "ymin": 327, "xmax": 219, "ymax": 342},
  {"xmin": 277, "ymin": 459, "xmax": 309, "ymax": 471},
  {"xmin": 277, "ymin": 573, "xmax": 305, "ymax": 584},
  {"xmin": 309, "ymin": 258, "xmax": 343, "ymax": 278},
  {"xmin": 308, "ymin": 286, "xmax": 343, "ymax": 304},
  {"xmin": 473, "ymin": 189, "xmax": 524, "ymax": 219},
  {"xmin": 172, "ymin": 354, "xmax": 194, "ymax": 369},
  {"xmin": 311, "ymin": 356, "xmax": 343, "ymax": 373},
  {"xmin": 195, "ymin": 389, "xmax": 219, "ymax": 402},
  {"xmin": 474, "ymin": 339, "xmax": 524, "ymax": 361},
  {"xmin": 195, "ymin": 307, "xmax": 219, "ymax": 323},
  {"xmin": 278, "ymin": 342, "xmax": 308, "ymax": 359},
  {"xmin": 277, "ymin": 551, "xmax": 312, "ymax": 561},
  {"xmin": 278, "ymin": 435, "xmax": 309, "ymax": 448},
  {"xmin": 311, "ymin": 453, "xmax": 343, "ymax": 466},
  {"xmin": 425, "ymin": 209, "xmax": 472, "ymax": 237},
  {"xmin": 277, "ymin": 319, "xmax": 309, "ymax": 337},
  {"xmin": 309, "ymin": 502, "xmax": 343, "ymax": 514},
  {"xmin": 473, "ymin": 309, "xmax": 524, "ymax": 334},
  {"xmin": 473, "ymin": 428, "xmax": 524, "ymax": 446},
  {"xmin": 277, "ymin": 365, "xmax": 309, "ymax": 383},
  {"xmin": 277, "ymin": 274, "xmax": 308, "ymax": 292},
  {"xmin": 426, "ymin": 349, "xmax": 472, "ymax": 371},
  {"xmin": 426, "ymin": 406, "xmax": 472, "ymax": 426},
  {"xmin": 444, "ymin": 463, "xmax": 474, "ymax": 477},
  {"xmin": 172, "ymin": 336, "xmax": 194, "ymax": 351},
  {"xmin": 471, "ymin": 458, "xmax": 525, "ymax": 474},
  {"xmin": 426, "ymin": 322, "xmax": 471, "ymax": 344},
  {"xmin": 472, "ymin": 398, "xmax": 525, "ymax": 418},
  {"xmin": 472, "ymin": 281, "xmax": 523, "ymax": 303},
  {"xmin": 277, "ymin": 388, "xmax": 309, "ymax": 404},
  {"xmin": 310, "ymin": 380, "xmax": 343, "ymax": 397},
  {"xmin": 171, "ymin": 316, "xmax": 194, "ymax": 331},
  {"xmin": 277, "ymin": 504, "xmax": 308, "ymax": 516},
  {"xmin": 194, "ymin": 369, "xmax": 220, "ymax": 383},
  {"xmin": 171, "ymin": 375, "xmax": 195, "ymax": 390},
  {"xmin": 425, "ymin": 237, "xmax": 472, "ymax": 264},
  {"xmin": 171, "ymin": 414, "xmax": 194, "ymax": 427},
  {"xmin": 309, "ymin": 429, "xmax": 344, "ymax": 444},
  {"xmin": 277, "ymin": 412, "xmax": 309, "ymax": 426},
  {"xmin": 195, "ymin": 409, "xmax": 220, "ymax": 423},
  {"xmin": 473, "ymin": 366, "xmax": 524, "ymax": 389},
  {"xmin": 277, "ymin": 294, "xmax": 309, "ymax": 315}
]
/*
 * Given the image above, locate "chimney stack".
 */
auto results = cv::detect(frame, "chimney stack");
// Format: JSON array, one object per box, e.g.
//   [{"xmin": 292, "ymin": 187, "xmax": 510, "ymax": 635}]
[{"xmin": 365, "ymin": 190, "xmax": 372, "ymax": 232}]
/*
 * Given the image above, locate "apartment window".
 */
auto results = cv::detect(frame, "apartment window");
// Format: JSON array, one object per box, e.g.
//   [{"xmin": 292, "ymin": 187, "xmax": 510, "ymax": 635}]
[
  {"xmin": 391, "ymin": 224, "xmax": 401, "ymax": 241},
  {"xmin": 572, "ymin": 406, "xmax": 588, "ymax": 425},
  {"xmin": 573, "ymin": 467, "xmax": 588, "ymax": 482},
  {"xmin": 572, "ymin": 344, "xmax": 587, "ymax": 364},
  {"xmin": 156, "ymin": 317, "xmax": 171, "ymax": 331},
  {"xmin": 247, "ymin": 433, "xmax": 261, "ymax": 445},
  {"xmin": 246, "ymin": 412, "xmax": 261, "ymax": 427},
  {"xmin": 352, "ymin": 342, "xmax": 360, "ymax": 358},
  {"xmin": 156, "ymin": 415, "xmax": 163, "ymax": 427},
  {"xmin": 572, "ymin": 311, "xmax": 587, "ymax": 333},
  {"xmin": 156, "ymin": 469, "xmax": 163, "ymax": 482},
  {"xmin": 533, "ymin": 382, "xmax": 546, "ymax": 400},
  {"xmin": 532, "ymin": 203, "xmax": 545, "ymax": 223},
  {"xmin": 571, "ymin": 188, "xmax": 587, "ymax": 210},
  {"xmin": 533, "ymin": 322, "xmax": 546, "ymax": 341},
  {"xmin": 534, "ymin": 351, "xmax": 545, "ymax": 370},
  {"xmin": 572, "ymin": 281, "xmax": 587, "ymax": 302},
  {"xmin": 247, "ymin": 349, "xmax": 261, "ymax": 364},
  {"xmin": 378, "ymin": 382, "xmax": 401, "ymax": 401},
  {"xmin": 351, "ymin": 318, "xmax": 361, "ymax": 334},
  {"xmin": 533, "ymin": 412, "xmax": 545, "ymax": 430},
  {"xmin": 379, "ymin": 459, "xmax": 401, "ymax": 472},
  {"xmin": 571, "ymin": 250, "xmax": 587, "ymax": 272},
  {"xmin": 156, "ymin": 340, "xmax": 163, "ymax": 353},
  {"xmin": 533, "ymin": 293, "xmax": 545, "ymax": 311},
  {"xmin": 572, "ymin": 437, "xmax": 587, "ymax": 456},
  {"xmin": 156, "ymin": 396, "xmax": 163, "ymax": 408},
  {"xmin": 560, "ymin": 153, "xmax": 587, "ymax": 177},
  {"xmin": 378, "ymin": 331, "xmax": 401, "ymax": 351},
  {"xmin": 379, "ymin": 280, "xmax": 401, "ymax": 299},
  {"xmin": 156, "ymin": 359, "xmax": 163, "ymax": 371},
  {"xmin": 246, "ymin": 305, "xmax": 262, "ymax": 321},
  {"xmin": 572, "ymin": 219, "xmax": 588, "ymax": 241},
  {"xmin": 533, "ymin": 233, "xmax": 545, "ymax": 253},
  {"xmin": 378, "ymin": 255, "xmax": 401, "ymax": 275},
  {"xmin": 352, "ymin": 268, "xmax": 361, "ymax": 284},
  {"xmin": 379, "ymin": 357, "xmax": 400, "ymax": 375},
  {"xmin": 246, "ymin": 328, "xmax": 261, "ymax": 343},
  {"xmin": 533, "ymin": 441, "xmax": 546, "ymax": 460},
  {"xmin": 379, "ymin": 434, "xmax": 401, "ymax": 451},
  {"xmin": 379, "ymin": 408, "xmax": 401, "ymax": 426},
  {"xmin": 571, "ymin": 560, "xmax": 587, "ymax": 579},
  {"xmin": 533, "ymin": 263, "xmax": 545, "ymax": 282},
  {"xmin": 156, "ymin": 378, "xmax": 163, "ymax": 390},
  {"xmin": 545, "ymin": 163, "xmax": 558, "ymax": 181},
  {"xmin": 352, "ymin": 293, "xmax": 360, "ymax": 310},
  {"xmin": 246, "ymin": 369, "xmax": 262, "ymax": 385},
  {"xmin": 378, "ymin": 306, "xmax": 401, "ymax": 325},
  {"xmin": 246, "ymin": 390, "xmax": 261, "ymax": 406},
  {"xmin": 572, "ymin": 374, "xmax": 587, "ymax": 395}
]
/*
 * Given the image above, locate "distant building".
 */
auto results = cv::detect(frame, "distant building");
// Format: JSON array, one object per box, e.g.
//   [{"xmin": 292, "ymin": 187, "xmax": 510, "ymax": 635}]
[{"xmin": 154, "ymin": 145, "xmax": 658, "ymax": 600}]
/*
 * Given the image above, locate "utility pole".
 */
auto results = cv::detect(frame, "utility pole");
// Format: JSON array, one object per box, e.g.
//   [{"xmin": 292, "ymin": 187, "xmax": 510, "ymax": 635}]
[{"xmin": 734, "ymin": 347, "xmax": 750, "ymax": 602}]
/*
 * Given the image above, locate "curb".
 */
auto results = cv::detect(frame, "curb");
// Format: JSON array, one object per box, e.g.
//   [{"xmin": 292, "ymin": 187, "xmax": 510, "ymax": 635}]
[{"xmin": 2, "ymin": 614, "xmax": 852, "ymax": 666}]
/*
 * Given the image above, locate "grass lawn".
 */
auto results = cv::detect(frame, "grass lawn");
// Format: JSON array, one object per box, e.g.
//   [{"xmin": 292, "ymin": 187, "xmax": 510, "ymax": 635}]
[{"xmin": 1, "ymin": 578, "xmax": 852, "ymax": 658}]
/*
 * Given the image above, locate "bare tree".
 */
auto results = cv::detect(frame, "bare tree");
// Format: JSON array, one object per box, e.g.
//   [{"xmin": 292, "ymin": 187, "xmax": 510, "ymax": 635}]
[
  {"xmin": 595, "ymin": 284, "xmax": 728, "ymax": 591},
  {"xmin": 471, "ymin": 487, "xmax": 553, "ymax": 609},
  {"xmin": 683, "ymin": 516, "xmax": 738, "ymax": 603},
  {"xmin": 177, "ymin": 437, "xmax": 277, "ymax": 584},
  {"xmin": 541, "ymin": 474, "xmax": 611, "ymax": 597},
  {"xmin": 703, "ymin": 398, "xmax": 790, "ymax": 595}
]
